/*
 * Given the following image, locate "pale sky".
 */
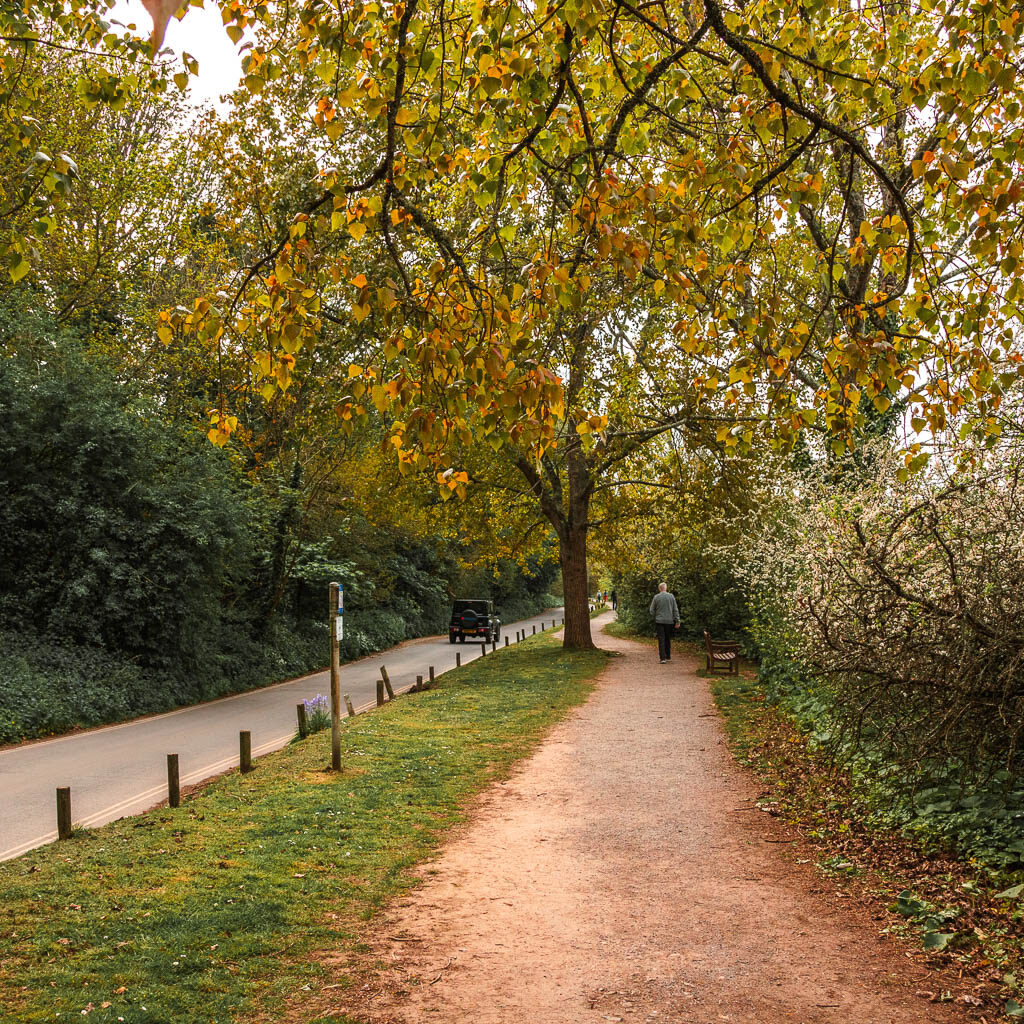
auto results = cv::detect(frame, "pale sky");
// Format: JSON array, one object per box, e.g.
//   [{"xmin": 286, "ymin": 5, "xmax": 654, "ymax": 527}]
[{"xmin": 112, "ymin": 0, "xmax": 244, "ymax": 109}]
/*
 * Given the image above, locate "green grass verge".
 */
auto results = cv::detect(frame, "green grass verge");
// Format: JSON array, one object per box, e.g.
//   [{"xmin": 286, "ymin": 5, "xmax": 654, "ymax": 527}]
[
  {"xmin": 0, "ymin": 633, "xmax": 608, "ymax": 1024},
  {"xmin": 602, "ymin": 620, "xmax": 636, "ymax": 641},
  {"xmin": 707, "ymin": 669, "xmax": 764, "ymax": 752}
]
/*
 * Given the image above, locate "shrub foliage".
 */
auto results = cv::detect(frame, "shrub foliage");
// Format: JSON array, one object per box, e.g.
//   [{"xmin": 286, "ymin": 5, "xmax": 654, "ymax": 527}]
[
  {"xmin": 0, "ymin": 345, "xmax": 557, "ymax": 743},
  {"xmin": 736, "ymin": 445, "xmax": 1024, "ymax": 865}
]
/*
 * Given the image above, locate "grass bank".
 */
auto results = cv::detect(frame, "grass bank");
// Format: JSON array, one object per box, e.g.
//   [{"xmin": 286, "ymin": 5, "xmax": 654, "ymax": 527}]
[{"xmin": 0, "ymin": 628, "xmax": 607, "ymax": 1024}]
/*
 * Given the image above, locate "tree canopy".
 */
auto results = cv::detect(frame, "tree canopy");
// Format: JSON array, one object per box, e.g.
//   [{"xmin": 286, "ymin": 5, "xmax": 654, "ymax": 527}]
[{"xmin": 9, "ymin": 0, "xmax": 1024, "ymax": 645}]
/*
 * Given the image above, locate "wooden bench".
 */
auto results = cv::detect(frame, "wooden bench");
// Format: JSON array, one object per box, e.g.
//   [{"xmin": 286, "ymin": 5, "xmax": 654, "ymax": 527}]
[{"xmin": 703, "ymin": 631, "xmax": 740, "ymax": 676}]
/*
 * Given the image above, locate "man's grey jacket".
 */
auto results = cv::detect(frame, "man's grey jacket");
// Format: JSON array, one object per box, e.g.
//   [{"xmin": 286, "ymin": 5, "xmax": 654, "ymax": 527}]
[{"xmin": 649, "ymin": 591, "xmax": 680, "ymax": 624}]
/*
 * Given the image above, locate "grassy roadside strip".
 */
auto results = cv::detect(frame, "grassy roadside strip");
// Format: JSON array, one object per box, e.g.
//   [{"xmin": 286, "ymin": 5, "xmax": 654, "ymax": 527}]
[
  {"xmin": 0, "ymin": 630, "xmax": 608, "ymax": 1024},
  {"xmin": 604, "ymin": 619, "xmax": 1024, "ymax": 1018}
]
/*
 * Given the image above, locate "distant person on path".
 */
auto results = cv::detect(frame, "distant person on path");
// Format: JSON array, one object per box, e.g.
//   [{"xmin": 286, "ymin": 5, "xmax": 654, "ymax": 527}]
[
  {"xmin": 610, "ymin": 589, "xmax": 617, "ymax": 611},
  {"xmin": 649, "ymin": 582, "xmax": 680, "ymax": 663}
]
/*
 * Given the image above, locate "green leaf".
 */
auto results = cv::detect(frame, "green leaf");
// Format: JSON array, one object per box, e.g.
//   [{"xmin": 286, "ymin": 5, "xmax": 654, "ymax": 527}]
[
  {"xmin": 1007, "ymin": 1000, "xmax": 1024, "ymax": 1019},
  {"xmin": 8, "ymin": 252, "xmax": 29, "ymax": 284},
  {"xmin": 896, "ymin": 890, "xmax": 927, "ymax": 917},
  {"xmin": 995, "ymin": 883, "xmax": 1024, "ymax": 900},
  {"xmin": 921, "ymin": 931, "xmax": 954, "ymax": 950}
]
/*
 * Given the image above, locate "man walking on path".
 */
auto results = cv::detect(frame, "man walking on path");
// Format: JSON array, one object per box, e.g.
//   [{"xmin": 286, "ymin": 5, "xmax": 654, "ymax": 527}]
[{"xmin": 649, "ymin": 582, "xmax": 680, "ymax": 663}]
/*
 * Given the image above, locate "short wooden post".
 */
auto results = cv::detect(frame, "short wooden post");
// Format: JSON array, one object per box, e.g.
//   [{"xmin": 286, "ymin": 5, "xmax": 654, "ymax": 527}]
[
  {"xmin": 504, "ymin": 636, "xmax": 509, "ymax": 647},
  {"xmin": 455, "ymin": 652, "xmax": 461, "ymax": 667},
  {"xmin": 383, "ymin": 675, "xmax": 395, "ymax": 700},
  {"xmin": 429, "ymin": 665, "xmax": 435, "ymax": 683},
  {"xmin": 380, "ymin": 665, "xmax": 391, "ymax": 692},
  {"xmin": 296, "ymin": 703, "xmax": 308, "ymax": 739},
  {"xmin": 56, "ymin": 787, "xmax": 72, "ymax": 840},
  {"xmin": 480, "ymin": 642, "xmax": 486, "ymax": 657},
  {"xmin": 240, "ymin": 731, "xmax": 253, "ymax": 773},
  {"xmin": 376, "ymin": 680, "xmax": 385, "ymax": 706},
  {"xmin": 532, "ymin": 624, "xmax": 537, "ymax": 635},
  {"xmin": 491, "ymin": 639, "xmax": 497, "ymax": 652},
  {"xmin": 344, "ymin": 693, "xmax": 355, "ymax": 717},
  {"xmin": 167, "ymin": 754, "xmax": 180, "ymax": 808},
  {"xmin": 416, "ymin": 674, "xmax": 424, "ymax": 691}
]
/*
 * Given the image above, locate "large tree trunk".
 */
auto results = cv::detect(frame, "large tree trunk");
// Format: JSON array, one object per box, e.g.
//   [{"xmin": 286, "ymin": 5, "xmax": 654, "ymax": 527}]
[
  {"xmin": 559, "ymin": 518, "xmax": 594, "ymax": 649},
  {"xmin": 514, "ymin": 431, "xmax": 595, "ymax": 650},
  {"xmin": 559, "ymin": 441, "xmax": 595, "ymax": 649}
]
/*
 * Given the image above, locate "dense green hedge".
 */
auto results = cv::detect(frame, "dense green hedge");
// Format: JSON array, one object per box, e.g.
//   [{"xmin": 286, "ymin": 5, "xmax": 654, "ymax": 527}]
[
  {"xmin": 0, "ymin": 345, "xmax": 557, "ymax": 744},
  {"xmin": 613, "ymin": 562, "xmax": 751, "ymax": 648},
  {"xmin": 0, "ymin": 623, "xmax": 325, "ymax": 742},
  {"xmin": 747, "ymin": 610, "xmax": 1024, "ymax": 868}
]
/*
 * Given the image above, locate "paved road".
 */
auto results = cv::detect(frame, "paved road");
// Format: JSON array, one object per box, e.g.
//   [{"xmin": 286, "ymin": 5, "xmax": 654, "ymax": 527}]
[{"xmin": 0, "ymin": 607, "xmax": 564, "ymax": 862}]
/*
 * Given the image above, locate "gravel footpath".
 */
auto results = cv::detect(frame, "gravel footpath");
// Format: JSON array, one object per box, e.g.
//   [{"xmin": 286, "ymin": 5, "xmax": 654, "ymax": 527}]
[{"xmin": 327, "ymin": 614, "xmax": 963, "ymax": 1024}]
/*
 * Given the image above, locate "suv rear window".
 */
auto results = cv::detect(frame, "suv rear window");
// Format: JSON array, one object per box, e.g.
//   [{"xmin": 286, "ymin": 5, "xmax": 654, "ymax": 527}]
[{"xmin": 453, "ymin": 600, "xmax": 489, "ymax": 614}]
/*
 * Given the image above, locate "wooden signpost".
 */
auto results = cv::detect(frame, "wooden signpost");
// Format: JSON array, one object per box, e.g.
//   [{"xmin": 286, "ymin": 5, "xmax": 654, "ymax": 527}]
[{"xmin": 329, "ymin": 582, "xmax": 342, "ymax": 771}]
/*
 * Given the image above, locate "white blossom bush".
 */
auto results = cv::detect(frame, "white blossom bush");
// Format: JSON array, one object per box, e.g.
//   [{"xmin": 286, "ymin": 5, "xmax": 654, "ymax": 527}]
[{"xmin": 735, "ymin": 443, "xmax": 1024, "ymax": 862}]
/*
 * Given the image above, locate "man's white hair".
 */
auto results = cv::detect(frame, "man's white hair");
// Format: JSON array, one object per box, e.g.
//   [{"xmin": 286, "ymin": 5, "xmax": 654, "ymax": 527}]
[{"xmin": 658, "ymin": 582, "xmax": 668, "ymax": 592}]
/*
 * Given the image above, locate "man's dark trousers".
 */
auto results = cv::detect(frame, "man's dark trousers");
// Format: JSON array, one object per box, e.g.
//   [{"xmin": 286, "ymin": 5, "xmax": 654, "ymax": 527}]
[{"xmin": 656, "ymin": 623, "xmax": 673, "ymax": 661}]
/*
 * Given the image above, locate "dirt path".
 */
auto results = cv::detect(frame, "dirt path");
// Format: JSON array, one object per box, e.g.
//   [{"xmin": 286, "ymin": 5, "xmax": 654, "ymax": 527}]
[{"xmin": 329, "ymin": 615, "xmax": 966, "ymax": 1024}]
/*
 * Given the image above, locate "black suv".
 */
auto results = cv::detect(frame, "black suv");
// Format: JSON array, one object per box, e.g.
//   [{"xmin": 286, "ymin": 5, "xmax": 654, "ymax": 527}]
[{"xmin": 449, "ymin": 599, "xmax": 501, "ymax": 644}]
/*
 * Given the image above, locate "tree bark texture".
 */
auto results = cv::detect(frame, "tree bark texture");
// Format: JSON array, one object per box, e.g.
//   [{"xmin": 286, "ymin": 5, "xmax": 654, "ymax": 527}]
[
  {"xmin": 559, "ymin": 519, "xmax": 594, "ymax": 650},
  {"xmin": 514, "ymin": 423, "xmax": 595, "ymax": 650}
]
